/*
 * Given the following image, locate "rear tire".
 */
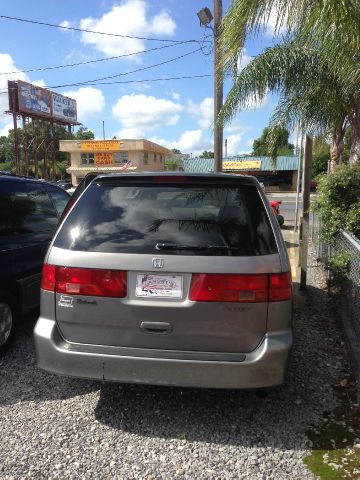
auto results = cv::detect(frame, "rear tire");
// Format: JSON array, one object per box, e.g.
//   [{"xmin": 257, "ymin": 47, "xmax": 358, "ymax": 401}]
[
  {"xmin": 277, "ymin": 214, "xmax": 285, "ymax": 227},
  {"xmin": 0, "ymin": 291, "xmax": 17, "ymax": 356}
]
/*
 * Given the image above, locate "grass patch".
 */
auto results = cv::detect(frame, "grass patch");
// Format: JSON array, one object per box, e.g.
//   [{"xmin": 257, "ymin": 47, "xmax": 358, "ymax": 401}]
[
  {"xmin": 304, "ymin": 450, "xmax": 342, "ymax": 480},
  {"xmin": 304, "ymin": 387, "xmax": 360, "ymax": 479}
]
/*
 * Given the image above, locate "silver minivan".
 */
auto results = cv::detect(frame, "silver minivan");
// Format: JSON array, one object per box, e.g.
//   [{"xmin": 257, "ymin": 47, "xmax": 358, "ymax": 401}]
[{"xmin": 34, "ymin": 173, "xmax": 292, "ymax": 388}]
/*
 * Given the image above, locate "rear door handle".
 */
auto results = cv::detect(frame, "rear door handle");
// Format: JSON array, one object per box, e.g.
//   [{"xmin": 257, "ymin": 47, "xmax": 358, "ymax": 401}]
[{"xmin": 140, "ymin": 322, "xmax": 173, "ymax": 335}]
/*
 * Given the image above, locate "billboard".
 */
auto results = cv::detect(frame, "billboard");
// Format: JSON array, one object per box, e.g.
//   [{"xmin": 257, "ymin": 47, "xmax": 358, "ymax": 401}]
[
  {"xmin": 52, "ymin": 93, "xmax": 77, "ymax": 122},
  {"xmin": 18, "ymin": 81, "xmax": 51, "ymax": 117},
  {"xmin": 12, "ymin": 80, "xmax": 77, "ymax": 124}
]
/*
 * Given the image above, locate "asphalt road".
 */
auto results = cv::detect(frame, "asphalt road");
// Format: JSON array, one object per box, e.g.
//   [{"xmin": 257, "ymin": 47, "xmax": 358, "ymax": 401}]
[
  {"xmin": 266, "ymin": 193, "xmax": 302, "ymax": 281},
  {"xmin": 266, "ymin": 193, "xmax": 301, "ymax": 225}
]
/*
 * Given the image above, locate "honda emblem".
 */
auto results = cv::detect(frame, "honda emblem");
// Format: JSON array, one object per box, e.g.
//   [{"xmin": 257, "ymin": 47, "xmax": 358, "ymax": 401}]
[{"xmin": 152, "ymin": 258, "xmax": 165, "ymax": 268}]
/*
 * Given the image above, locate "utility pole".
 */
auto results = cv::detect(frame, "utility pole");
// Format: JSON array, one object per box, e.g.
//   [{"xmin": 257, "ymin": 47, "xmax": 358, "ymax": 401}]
[
  {"xmin": 300, "ymin": 135, "xmax": 313, "ymax": 290},
  {"xmin": 294, "ymin": 129, "xmax": 304, "ymax": 232},
  {"xmin": 213, "ymin": 0, "xmax": 223, "ymax": 173},
  {"xmin": 11, "ymin": 87, "xmax": 20, "ymax": 175}
]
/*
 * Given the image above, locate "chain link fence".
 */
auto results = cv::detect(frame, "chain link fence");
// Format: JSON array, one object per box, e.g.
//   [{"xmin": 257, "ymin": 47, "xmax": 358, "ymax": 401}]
[{"xmin": 311, "ymin": 212, "xmax": 360, "ymax": 398}]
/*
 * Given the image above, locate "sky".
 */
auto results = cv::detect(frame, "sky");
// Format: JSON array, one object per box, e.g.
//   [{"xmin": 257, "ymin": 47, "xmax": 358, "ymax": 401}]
[{"xmin": 0, "ymin": 0, "xmax": 285, "ymax": 156}]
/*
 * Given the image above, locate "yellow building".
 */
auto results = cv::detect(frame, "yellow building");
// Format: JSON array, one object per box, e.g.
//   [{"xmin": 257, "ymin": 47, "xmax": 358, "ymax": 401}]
[{"xmin": 60, "ymin": 139, "xmax": 172, "ymax": 185}]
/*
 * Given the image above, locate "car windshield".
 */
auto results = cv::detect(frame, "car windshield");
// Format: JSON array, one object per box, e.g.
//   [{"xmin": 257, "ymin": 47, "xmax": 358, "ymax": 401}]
[{"xmin": 54, "ymin": 181, "xmax": 277, "ymax": 256}]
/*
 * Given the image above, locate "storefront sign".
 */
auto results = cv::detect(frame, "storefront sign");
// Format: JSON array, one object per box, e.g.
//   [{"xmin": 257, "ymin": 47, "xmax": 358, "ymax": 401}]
[
  {"xmin": 82, "ymin": 140, "xmax": 120, "ymax": 151},
  {"xmin": 223, "ymin": 160, "xmax": 261, "ymax": 170},
  {"xmin": 95, "ymin": 153, "xmax": 114, "ymax": 165}
]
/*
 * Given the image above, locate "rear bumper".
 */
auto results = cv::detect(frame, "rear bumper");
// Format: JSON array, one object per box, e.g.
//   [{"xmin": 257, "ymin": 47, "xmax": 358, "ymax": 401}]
[{"xmin": 34, "ymin": 318, "xmax": 292, "ymax": 389}]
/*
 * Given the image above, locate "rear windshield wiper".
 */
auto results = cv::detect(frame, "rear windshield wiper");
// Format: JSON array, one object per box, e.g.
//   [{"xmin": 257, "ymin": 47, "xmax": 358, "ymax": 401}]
[{"xmin": 155, "ymin": 243, "xmax": 238, "ymax": 251}]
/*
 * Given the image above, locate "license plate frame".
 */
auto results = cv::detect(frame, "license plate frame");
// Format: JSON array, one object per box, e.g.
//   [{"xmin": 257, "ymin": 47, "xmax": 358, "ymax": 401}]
[{"xmin": 135, "ymin": 273, "xmax": 183, "ymax": 298}]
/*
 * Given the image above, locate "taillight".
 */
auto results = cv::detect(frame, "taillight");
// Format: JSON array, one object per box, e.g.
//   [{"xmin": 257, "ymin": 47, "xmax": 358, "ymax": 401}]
[
  {"xmin": 41, "ymin": 264, "xmax": 56, "ymax": 291},
  {"xmin": 269, "ymin": 272, "xmax": 292, "ymax": 301},
  {"xmin": 189, "ymin": 272, "xmax": 292, "ymax": 303},
  {"xmin": 41, "ymin": 265, "xmax": 127, "ymax": 298},
  {"xmin": 189, "ymin": 274, "xmax": 268, "ymax": 302}
]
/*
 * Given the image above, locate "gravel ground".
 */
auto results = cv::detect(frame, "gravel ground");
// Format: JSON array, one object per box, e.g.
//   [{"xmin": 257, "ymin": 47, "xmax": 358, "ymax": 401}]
[{"xmin": 0, "ymin": 243, "xmax": 352, "ymax": 480}]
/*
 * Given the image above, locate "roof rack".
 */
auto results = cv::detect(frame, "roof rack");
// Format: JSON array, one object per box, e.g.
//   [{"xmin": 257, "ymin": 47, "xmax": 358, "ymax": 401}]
[{"xmin": 0, "ymin": 171, "xmax": 37, "ymax": 180}]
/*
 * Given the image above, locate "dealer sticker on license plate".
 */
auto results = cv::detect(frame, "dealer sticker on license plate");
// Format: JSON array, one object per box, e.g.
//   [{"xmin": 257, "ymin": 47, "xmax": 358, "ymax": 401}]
[{"xmin": 136, "ymin": 274, "xmax": 183, "ymax": 298}]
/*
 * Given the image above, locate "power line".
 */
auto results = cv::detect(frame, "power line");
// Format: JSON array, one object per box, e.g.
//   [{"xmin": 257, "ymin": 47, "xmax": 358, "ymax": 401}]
[
  {"xmin": 0, "ymin": 41, "xmax": 196, "ymax": 75},
  {"xmin": 0, "ymin": 14, "xmax": 211, "ymax": 43},
  {"xmin": 0, "ymin": 74, "xmax": 214, "ymax": 95},
  {"xmin": 54, "ymin": 74, "xmax": 214, "ymax": 87},
  {"xmin": 47, "ymin": 48, "xmax": 202, "ymax": 89},
  {"xmin": 0, "ymin": 73, "xmax": 237, "ymax": 95}
]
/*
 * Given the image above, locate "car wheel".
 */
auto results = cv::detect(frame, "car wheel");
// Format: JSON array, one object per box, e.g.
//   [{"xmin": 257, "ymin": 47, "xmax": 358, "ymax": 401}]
[{"xmin": 0, "ymin": 292, "xmax": 17, "ymax": 355}]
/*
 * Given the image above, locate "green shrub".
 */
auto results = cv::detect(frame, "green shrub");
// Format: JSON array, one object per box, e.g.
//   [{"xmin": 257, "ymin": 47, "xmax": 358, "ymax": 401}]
[
  {"xmin": 312, "ymin": 165, "xmax": 360, "ymax": 243},
  {"xmin": 326, "ymin": 251, "xmax": 351, "ymax": 283},
  {"xmin": 165, "ymin": 158, "xmax": 179, "ymax": 171}
]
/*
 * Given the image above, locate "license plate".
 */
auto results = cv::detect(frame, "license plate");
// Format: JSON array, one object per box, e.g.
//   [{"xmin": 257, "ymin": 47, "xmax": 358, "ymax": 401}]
[{"xmin": 135, "ymin": 274, "xmax": 183, "ymax": 298}]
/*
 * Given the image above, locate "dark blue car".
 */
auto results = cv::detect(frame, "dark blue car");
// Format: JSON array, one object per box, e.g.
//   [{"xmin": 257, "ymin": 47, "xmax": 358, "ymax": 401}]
[{"xmin": 0, "ymin": 173, "xmax": 70, "ymax": 354}]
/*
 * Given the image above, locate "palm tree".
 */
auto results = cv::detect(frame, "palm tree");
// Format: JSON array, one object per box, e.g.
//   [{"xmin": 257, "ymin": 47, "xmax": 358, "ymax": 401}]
[
  {"xmin": 219, "ymin": 39, "xmax": 357, "ymax": 168},
  {"xmin": 220, "ymin": 0, "xmax": 360, "ymax": 165}
]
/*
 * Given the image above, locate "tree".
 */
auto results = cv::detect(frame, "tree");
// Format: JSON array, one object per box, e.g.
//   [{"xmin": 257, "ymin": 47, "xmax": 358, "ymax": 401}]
[
  {"xmin": 220, "ymin": 0, "xmax": 360, "ymax": 95},
  {"xmin": 312, "ymin": 136, "xmax": 330, "ymax": 177},
  {"xmin": 313, "ymin": 165, "xmax": 360, "ymax": 241},
  {"xmin": 219, "ymin": 0, "xmax": 360, "ymax": 166},
  {"xmin": 74, "ymin": 127, "xmax": 95, "ymax": 140},
  {"xmin": 0, "ymin": 134, "xmax": 14, "ymax": 163},
  {"xmin": 343, "ymin": 128, "xmax": 352, "ymax": 164},
  {"xmin": 171, "ymin": 148, "xmax": 181, "ymax": 154},
  {"xmin": 0, "ymin": 123, "xmax": 71, "ymax": 178},
  {"xmin": 165, "ymin": 158, "xmax": 179, "ymax": 171},
  {"xmin": 252, "ymin": 126, "xmax": 294, "ymax": 156},
  {"xmin": 199, "ymin": 150, "xmax": 214, "ymax": 159},
  {"xmin": 219, "ymin": 41, "xmax": 352, "ymax": 168}
]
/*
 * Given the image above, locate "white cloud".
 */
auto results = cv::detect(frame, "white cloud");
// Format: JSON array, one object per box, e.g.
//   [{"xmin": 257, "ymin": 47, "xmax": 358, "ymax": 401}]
[
  {"xmin": 0, "ymin": 53, "xmax": 31, "ymax": 128},
  {"xmin": 171, "ymin": 130, "xmax": 209, "ymax": 152},
  {"xmin": 224, "ymin": 123, "xmax": 252, "ymax": 156},
  {"xmin": 149, "ymin": 121, "xmax": 251, "ymax": 156},
  {"xmin": 151, "ymin": 130, "xmax": 213, "ymax": 155},
  {"xmin": 237, "ymin": 48, "xmax": 252, "ymax": 72},
  {"xmin": 0, "ymin": 121, "xmax": 14, "ymax": 136},
  {"xmin": 112, "ymin": 93, "xmax": 183, "ymax": 137},
  {"xmin": 79, "ymin": 0, "xmax": 176, "ymax": 57},
  {"xmin": 264, "ymin": 4, "xmax": 288, "ymax": 37},
  {"xmin": 62, "ymin": 87, "xmax": 105, "ymax": 122},
  {"xmin": 187, "ymin": 97, "xmax": 213, "ymax": 129},
  {"xmin": 170, "ymin": 91, "xmax": 181, "ymax": 101},
  {"xmin": 32, "ymin": 79, "xmax": 46, "ymax": 87},
  {"xmin": 60, "ymin": 20, "xmax": 71, "ymax": 29},
  {"xmin": 243, "ymin": 92, "xmax": 269, "ymax": 110},
  {"xmin": 226, "ymin": 134, "xmax": 247, "ymax": 156}
]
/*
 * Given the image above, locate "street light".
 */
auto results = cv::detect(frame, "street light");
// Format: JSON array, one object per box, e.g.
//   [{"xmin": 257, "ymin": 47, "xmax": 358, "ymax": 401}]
[
  {"xmin": 197, "ymin": 2, "xmax": 223, "ymax": 174},
  {"xmin": 197, "ymin": 7, "xmax": 213, "ymax": 26}
]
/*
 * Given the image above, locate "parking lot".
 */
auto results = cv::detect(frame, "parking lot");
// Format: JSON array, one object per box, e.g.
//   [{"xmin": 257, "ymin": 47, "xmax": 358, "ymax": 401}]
[{"xmin": 0, "ymin": 243, "xmax": 351, "ymax": 480}]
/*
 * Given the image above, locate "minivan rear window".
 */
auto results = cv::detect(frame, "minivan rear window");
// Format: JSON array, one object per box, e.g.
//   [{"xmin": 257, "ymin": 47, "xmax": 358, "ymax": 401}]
[{"xmin": 54, "ymin": 182, "xmax": 277, "ymax": 256}]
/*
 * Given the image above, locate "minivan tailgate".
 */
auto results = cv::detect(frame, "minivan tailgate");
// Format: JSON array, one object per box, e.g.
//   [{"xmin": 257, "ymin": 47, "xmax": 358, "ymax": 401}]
[{"xmin": 54, "ymin": 268, "xmax": 270, "ymax": 353}]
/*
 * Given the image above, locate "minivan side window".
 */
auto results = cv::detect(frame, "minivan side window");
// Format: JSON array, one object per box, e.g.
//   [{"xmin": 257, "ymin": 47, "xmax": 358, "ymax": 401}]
[
  {"xmin": 54, "ymin": 182, "xmax": 278, "ymax": 256},
  {"xmin": 46, "ymin": 185, "xmax": 70, "ymax": 215},
  {"xmin": 0, "ymin": 181, "xmax": 59, "ymax": 246}
]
